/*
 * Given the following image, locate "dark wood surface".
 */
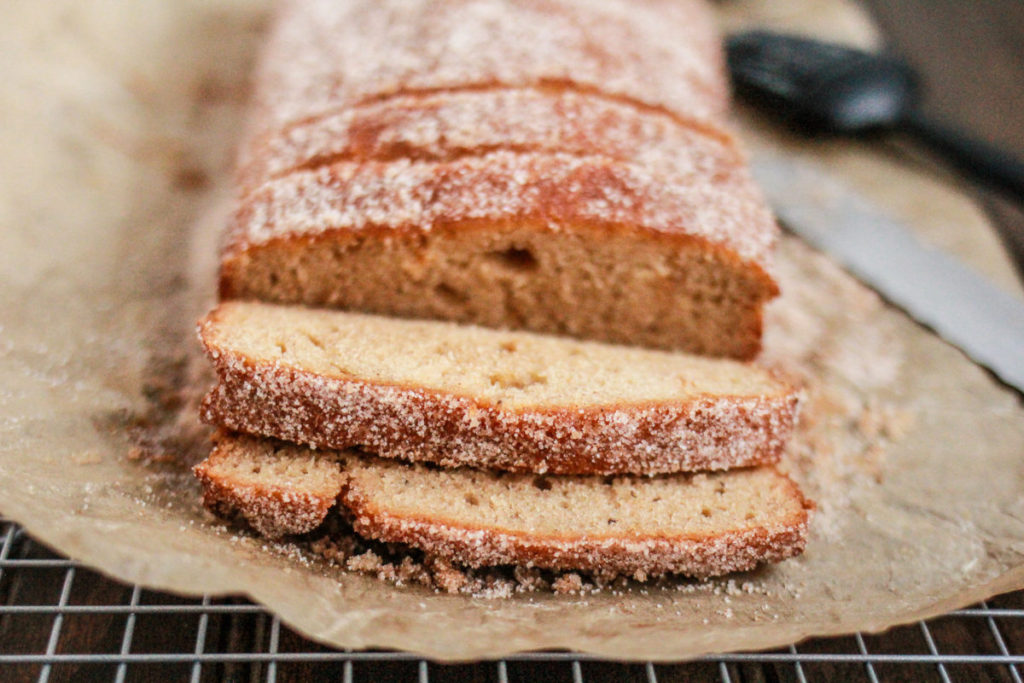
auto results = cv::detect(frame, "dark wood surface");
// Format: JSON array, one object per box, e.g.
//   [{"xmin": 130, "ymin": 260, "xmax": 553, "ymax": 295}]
[{"xmin": 2, "ymin": 1, "xmax": 1023, "ymax": 681}]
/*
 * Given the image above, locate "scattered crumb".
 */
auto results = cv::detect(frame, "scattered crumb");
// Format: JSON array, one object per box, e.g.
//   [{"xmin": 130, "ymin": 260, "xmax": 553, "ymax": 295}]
[
  {"xmin": 72, "ymin": 450, "xmax": 103, "ymax": 465},
  {"xmin": 430, "ymin": 556, "xmax": 470, "ymax": 593},
  {"xmin": 283, "ymin": 512, "xmax": 773, "ymax": 598},
  {"xmin": 345, "ymin": 550, "xmax": 382, "ymax": 573},
  {"xmin": 396, "ymin": 555, "xmax": 432, "ymax": 586},
  {"xmin": 552, "ymin": 573, "xmax": 585, "ymax": 594},
  {"xmin": 310, "ymin": 535, "xmax": 356, "ymax": 563}
]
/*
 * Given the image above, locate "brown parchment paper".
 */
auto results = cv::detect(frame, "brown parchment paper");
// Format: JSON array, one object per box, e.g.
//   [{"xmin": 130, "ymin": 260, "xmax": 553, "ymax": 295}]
[{"xmin": 2, "ymin": 0, "xmax": 1024, "ymax": 662}]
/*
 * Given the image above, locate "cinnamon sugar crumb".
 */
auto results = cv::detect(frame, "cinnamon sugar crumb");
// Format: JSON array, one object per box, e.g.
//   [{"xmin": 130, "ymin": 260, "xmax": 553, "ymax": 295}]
[
  {"xmin": 553, "ymin": 573, "xmax": 585, "ymax": 594},
  {"xmin": 72, "ymin": 451, "xmax": 103, "ymax": 465},
  {"xmin": 297, "ymin": 518, "xmax": 752, "ymax": 597},
  {"xmin": 428, "ymin": 556, "xmax": 470, "ymax": 593},
  {"xmin": 346, "ymin": 550, "xmax": 383, "ymax": 573},
  {"xmin": 512, "ymin": 566, "xmax": 549, "ymax": 592}
]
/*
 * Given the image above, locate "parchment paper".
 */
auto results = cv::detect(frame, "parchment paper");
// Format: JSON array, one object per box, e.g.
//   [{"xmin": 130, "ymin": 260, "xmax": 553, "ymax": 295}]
[{"xmin": 2, "ymin": 0, "xmax": 1024, "ymax": 662}]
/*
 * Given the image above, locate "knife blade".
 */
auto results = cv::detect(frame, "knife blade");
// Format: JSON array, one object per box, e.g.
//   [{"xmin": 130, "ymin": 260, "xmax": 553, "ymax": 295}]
[{"xmin": 751, "ymin": 153, "xmax": 1024, "ymax": 393}]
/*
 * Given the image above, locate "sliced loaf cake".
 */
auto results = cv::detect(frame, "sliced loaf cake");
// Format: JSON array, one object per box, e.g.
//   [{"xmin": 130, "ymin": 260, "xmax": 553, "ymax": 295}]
[
  {"xmin": 220, "ymin": 0, "xmax": 780, "ymax": 360},
  {"xmin": 197, "ymin": 433, "xmax": 812, "ymax": 579},
  {"xmin": 199, "ymin": 302, "xmax": 800, "ymax": 475}
]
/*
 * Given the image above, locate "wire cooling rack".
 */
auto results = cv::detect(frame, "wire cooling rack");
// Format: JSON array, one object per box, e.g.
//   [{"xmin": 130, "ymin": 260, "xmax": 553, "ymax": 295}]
[{"xmin": 2, "ymin": 516, "xmax": 1023, "ymax": 682}]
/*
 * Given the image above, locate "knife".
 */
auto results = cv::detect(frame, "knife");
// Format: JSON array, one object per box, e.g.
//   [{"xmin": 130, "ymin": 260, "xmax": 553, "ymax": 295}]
[{"xmin": 751, "ymin": 153, "xmax": 1024, "ymax": 394}]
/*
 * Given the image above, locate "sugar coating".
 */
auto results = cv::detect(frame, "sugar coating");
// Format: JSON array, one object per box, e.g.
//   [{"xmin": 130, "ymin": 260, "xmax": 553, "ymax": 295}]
[
  {"xmin": 195, "ymin": 434, "xmax": 345, "ymax": 538},
  {"xmin": 196, "ymin": 434, "xmax": 811, "ymax": 579},
  {"xmin": 245, "ymin": 0, "xmax": 727, "ymax": 141},
  {"xmin": 193, "ymin": 444, "xmax": 345, "ymax": 537},
  {"xmin": 194, "ymin": 0, "xmax": 806, "ymax": 584},
  {"xmin": 236, "ymin": 88, "xmax": 744, "ymax": 192},
  {"xmin": 222, "ymin": 0, "xmax": 781, "ymax": 361},
  {"xmin": 198, "ymin": 303, "xmax": 800, "ymax": 475},
  {"xmin": 345, "ymin": 457, "xmax": 809, "ymax": 537},
  {"xmin": 224, "ymin": 150, "xmax": 778, "ymax": 270},
  {"xmin": 347, "ymin": 505, "xmax": 809, "ymax": 580}
]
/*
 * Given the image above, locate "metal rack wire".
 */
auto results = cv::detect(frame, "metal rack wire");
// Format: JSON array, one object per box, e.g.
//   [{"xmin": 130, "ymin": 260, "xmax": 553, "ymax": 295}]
[{"xmin": 2, "ymin": 516, "xmax": 1022, "ymax": 682}]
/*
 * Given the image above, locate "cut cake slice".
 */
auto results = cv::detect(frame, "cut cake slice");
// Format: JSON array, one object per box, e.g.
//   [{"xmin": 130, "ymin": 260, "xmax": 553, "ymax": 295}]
[
  {"xmin": 195, "ymin": 433, "xmax": 812, "ymax": 579},
  {"xmin": 199, "ymin": 302, "xmax": 800, "ymax": 475}
]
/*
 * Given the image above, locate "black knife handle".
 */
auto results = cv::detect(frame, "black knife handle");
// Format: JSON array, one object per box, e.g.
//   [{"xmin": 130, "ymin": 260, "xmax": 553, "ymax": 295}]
[
  {"xmin": 901, "ymin": 109, "xmax": 1024, "ymax": 279},
  {"xmin": 902, "ymin": 109, "xmax": 1024, "ymax": 203}
]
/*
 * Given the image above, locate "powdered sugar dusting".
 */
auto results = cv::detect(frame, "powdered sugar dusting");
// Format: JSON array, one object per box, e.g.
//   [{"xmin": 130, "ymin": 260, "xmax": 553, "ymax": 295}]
[
  {"xmin": 236, "ymin": 88, "xmax": 744, "ymax": 192},
  {"xmin": 198, "ymin": 303, "xmax": 800, "ymax": 475},
  {"xmin": 227, "ymin": 151, "xmax": 778, "ymax": 269},
  {"xmin": 246, "ymin": 0, "xmax": 727, "ymax": 142}
]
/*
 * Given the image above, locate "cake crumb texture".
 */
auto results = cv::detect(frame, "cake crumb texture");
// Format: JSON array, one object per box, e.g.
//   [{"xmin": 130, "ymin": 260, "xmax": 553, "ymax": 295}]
[
  {"xmin": 199, "ymin": 302, "xmax": 799, "ymax": 474},
  {"xmin": 220, "ymin": 0, "xmax": 780, "ymax": 359},
  {"xmin": 197, "ymin": 434, "xmax": 812, "ymax": 579}
]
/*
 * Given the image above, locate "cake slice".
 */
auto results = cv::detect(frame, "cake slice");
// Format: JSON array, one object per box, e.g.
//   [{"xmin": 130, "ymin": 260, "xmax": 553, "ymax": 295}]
[
  {"xmin": 196, "ymin": 433, "xmax": 812, "ymax": 579},
  {"xmin": 199, "ymin": 302, "xmax": 800, "ymax": 475}
]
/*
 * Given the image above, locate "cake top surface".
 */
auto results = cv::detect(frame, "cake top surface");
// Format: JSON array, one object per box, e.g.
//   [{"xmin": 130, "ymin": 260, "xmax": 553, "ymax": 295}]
[
  {"xmin": 202, "ymin": 302, "xmax": 788, "ymax": 409},
  {"xmin": 248, "ymin": 0, "xmax": 727, "ymax": 139},
  {"xmin": 225, "ymin": 150, "xmax": 778, "ymax": 271}
]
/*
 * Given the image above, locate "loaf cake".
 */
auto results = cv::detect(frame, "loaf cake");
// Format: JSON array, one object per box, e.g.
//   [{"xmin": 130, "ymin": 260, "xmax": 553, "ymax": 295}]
[
  {"xmin": 199, "ymin": 301, "xmax": 800, "ymax": 474},
  {"xmin": 192, "ymin": 0, "xmax": 812, "ymax": 584},
  {"xmin": 219, "ymin": 0, "xmax": 781, "ymax": 359},
  {"xmin": 196, "ymin": 433, "xmax": 812, "ymax": 579}
]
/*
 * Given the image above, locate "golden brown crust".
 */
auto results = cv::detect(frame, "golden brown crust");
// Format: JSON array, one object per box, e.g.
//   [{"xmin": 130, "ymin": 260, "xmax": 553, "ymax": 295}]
[
  {"xmin": 197, "ymin": 306, "xmax": 800, "ymax": 474},
  {"xmin": 342, "ymin": 468, "xmax": 812, "ymax": 578},
  {"xmin": 196, "ymin": 434, "xmax": 813, "ymax": 579},
  {"xmin": 235, "ymin": 87, "xmax": 745, "ymax": 194},
  {"xmin": 243, "ymin": 0, "xmax": 728, "ymax": 145},
  {"xmin": 223, "ymin": 150, "xmax": 778, "ymax": 270},
  {"xmin": 221, "ymin": 0, "xmax": 781, "ymax": 358}
]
